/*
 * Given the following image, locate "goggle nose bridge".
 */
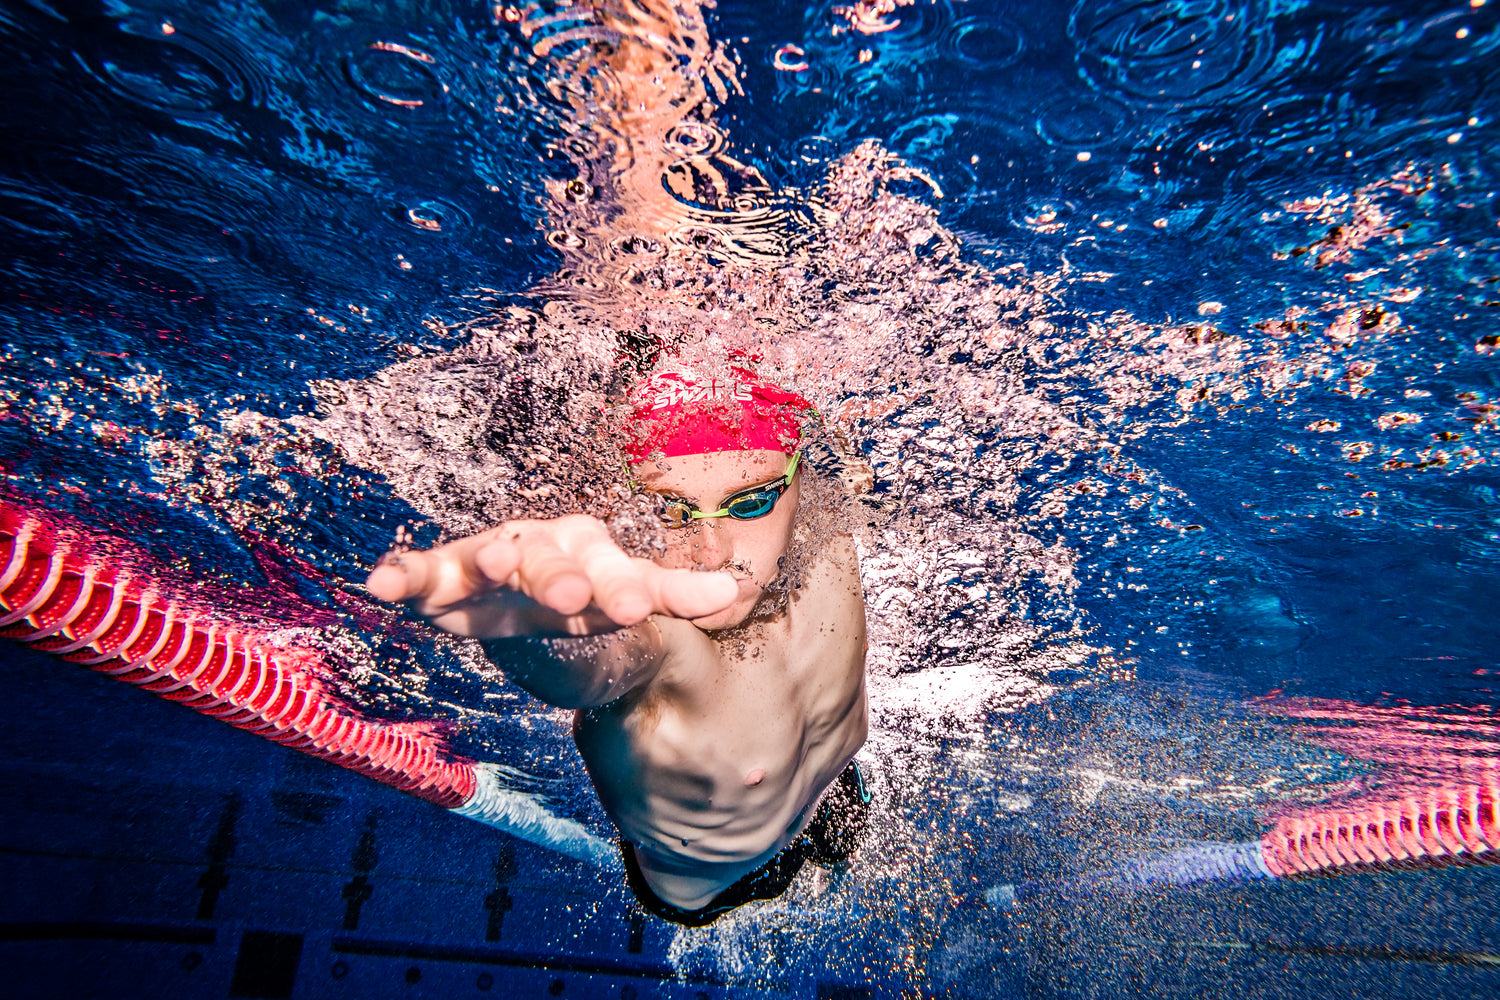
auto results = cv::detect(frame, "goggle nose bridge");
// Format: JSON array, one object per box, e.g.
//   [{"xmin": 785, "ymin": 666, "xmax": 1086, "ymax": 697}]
[{"xmin": 653, "ymin": 451, "xmax": 800, "ymax": 527}]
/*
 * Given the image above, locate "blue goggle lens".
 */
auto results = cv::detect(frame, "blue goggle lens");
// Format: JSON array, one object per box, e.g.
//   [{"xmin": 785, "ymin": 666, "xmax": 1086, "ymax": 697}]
[{"xmin": 725, "ymin": 491, "xmax": 779, "ymax": 519}]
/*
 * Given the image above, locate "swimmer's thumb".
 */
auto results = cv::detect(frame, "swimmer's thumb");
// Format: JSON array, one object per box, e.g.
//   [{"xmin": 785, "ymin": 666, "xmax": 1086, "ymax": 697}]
[
  {"xmin": 366, "ymin": 552, "xmax": 426, "ymax": 603},
  {"xmin": 366, "ymin": 563, "xmax": 408, "ymax": 602},
  {"xmin": 656, "ymin": 570, "xmax": 738, "ymax": 620}
]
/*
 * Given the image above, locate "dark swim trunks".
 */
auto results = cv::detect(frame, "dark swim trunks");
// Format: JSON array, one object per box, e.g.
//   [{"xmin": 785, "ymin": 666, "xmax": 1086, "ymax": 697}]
[{"xmin": 620, "ymin": 760, "xmax": 873, "ymax": 928}]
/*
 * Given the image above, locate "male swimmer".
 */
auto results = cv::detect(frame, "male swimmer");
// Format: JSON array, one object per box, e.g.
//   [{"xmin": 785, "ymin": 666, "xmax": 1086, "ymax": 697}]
[{"xmin": 366, "ymin": 365, "xmax": 870, "ymax": 925}]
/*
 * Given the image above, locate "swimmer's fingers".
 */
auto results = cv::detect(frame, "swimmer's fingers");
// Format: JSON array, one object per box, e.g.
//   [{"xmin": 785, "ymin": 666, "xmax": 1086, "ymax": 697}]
[
  {"xmin": 366, "ymin": 515, "xmax": 641, "ymax": 625},
  {"xmin": 473, "ymin": 533, "xmax": 523, "ymax": 590},
  {"xmin": 544, "ymin": 514, "xmax": 656, "ymax": 624},
  {"xmin": 570, "ymin": 536, "xmax": 654, "ymax": 626},
  {"xmin": 367, "ymin": 525, "xmax": 525, "ymax": 609},
  {"xmin": 513, "ymin": 524, "xmax": 594, "ymax": 616},
  {"xmin": 643, "ymin": 565, "xmax": 739, "ymax": 621},
  {"xmin": 368, "ymin": 547, "xmax": 487, "ymax": 615},
  {"xmin": 525, "ymin": 515, "xmax": 725, "ymax": 627}
]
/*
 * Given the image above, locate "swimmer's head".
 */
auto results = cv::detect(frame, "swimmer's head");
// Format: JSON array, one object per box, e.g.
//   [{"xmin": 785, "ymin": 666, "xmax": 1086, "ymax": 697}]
[
  {"xmin": 623, "ymin": 365, "xmax": 813, "ymax": 631},
  {"xmin": 620, "ymin": 364, "xmax": 812, "ymax": 464}
]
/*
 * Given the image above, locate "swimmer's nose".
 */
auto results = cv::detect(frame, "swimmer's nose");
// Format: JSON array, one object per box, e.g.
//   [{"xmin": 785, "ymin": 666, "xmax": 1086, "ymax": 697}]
[{"xmin": 690, "ymin": 518, "xmax": 731, "ymax": 571}]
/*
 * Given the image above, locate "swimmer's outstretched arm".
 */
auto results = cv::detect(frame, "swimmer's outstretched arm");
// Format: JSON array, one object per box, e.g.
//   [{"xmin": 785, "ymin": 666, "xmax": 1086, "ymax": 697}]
[{"xmin": 365, "ymin": 514, "xmax": 736, "ymax": 707}]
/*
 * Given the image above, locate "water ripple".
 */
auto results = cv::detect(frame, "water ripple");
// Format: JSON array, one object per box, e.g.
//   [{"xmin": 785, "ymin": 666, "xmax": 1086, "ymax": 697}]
[
  {"xmin": 545, "ymin": 228, "xmax": 588, "ymax": 251},
  {"xmin": 342, "ymin": 39, "xmax": 447, "ymax": 113},
  {"xmin": 0, "ymin": 183, "xmax": 80, "ymax": 239},
  {"xmin": 890, "ymin": 113, "xmax": 960, "ymax": 166},
  {"xmin": 75, "ymin": 15, "xmax": 264, "ymax": 116},
  {"xmin": 847, "ymin": 0, "xmax": 952, "ymax": 46},
  {"xmin": 307, "ymin": 16, "xmax": 458, "ymax": 132},
  {"xmin": 28, "ymin": 145, "xmax": 255, "ymax": 270},
  {"xmin": 948, "ymin": 15, "xmax": 1025, "ymax": 69},
  {"xmin": 1069, "ymin": 0, "xmax": 1279, "ymax": 107},
  {"xmin": 771, "ymin": 42, "xmax": 841, "ymax": 96},
  {"xmin": 665, "ymin": 121, "xmax": 726, "ymax": 158},
  {"xmin": 1036, "ymin": 93, "xmax": 1136, "ymax": 149},
  {"xmin": 1345, "ymin": 4, "xmax": 1500, "ymax": 69}
]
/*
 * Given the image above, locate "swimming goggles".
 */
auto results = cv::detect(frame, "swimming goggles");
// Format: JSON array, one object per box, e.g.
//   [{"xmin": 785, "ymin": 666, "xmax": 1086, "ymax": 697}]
[{"xmin": 655, "ymin": 451, "xmax": 801, "ymax": 528}]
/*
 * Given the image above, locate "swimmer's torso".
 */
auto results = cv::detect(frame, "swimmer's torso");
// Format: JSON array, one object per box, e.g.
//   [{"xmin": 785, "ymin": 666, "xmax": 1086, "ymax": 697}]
[{"xmin": 573, "ymin": 535, "xmax": 868, "ymax": 910}]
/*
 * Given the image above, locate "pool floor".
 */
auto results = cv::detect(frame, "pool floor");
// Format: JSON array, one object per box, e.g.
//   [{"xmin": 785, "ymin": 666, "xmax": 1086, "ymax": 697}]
[{"xmin": 5, "ymin": 641, "xmax": 1497, "ymax": 1000}]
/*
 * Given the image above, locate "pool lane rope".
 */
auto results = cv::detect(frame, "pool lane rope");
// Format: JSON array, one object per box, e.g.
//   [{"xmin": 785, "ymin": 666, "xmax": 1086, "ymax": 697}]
[
  {"xmin": 986, "ymin": 774, "xmax": 1499, "ymax": 905},
  {"xmin": 985, "ymin": 784, "xmax": 1499, "ymax": 909},
  {"xmin": 1257, "ymin": 783, "xmax": 1499, "ymax": 877},
  {"xmin": 0, "ymin": 497, "xmax": 615, "ymax": 869}
]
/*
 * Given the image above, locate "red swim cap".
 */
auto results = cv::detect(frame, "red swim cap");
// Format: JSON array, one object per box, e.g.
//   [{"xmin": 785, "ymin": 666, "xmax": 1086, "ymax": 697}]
[{"xmin": 621, "ymin": 365, "xmax": 813, "ymax": 463}]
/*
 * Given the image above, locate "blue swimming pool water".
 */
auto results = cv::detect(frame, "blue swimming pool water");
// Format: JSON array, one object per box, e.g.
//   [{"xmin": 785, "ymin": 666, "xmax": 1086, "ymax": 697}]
[{"xmin": 3, "ymin": 1, "xmax": 1499, "ymax": 997}]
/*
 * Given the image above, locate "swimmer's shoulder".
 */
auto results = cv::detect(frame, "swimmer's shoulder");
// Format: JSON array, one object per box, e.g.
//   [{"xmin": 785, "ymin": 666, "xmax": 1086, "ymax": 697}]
[
  {"xmin": 641, "ymin": 614, "xmax": 723, "ymax": 689},
  {"xmin": 798, "ymin": 532, "xmax": 864, "ymax": 608},
  {"xmin": 825, "ymin": 532, "xmax": 861, "ymax": 573}
]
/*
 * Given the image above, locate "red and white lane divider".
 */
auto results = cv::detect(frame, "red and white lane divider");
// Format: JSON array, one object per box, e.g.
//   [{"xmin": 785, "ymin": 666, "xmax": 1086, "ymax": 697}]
[
  {"xmin": 984, "ymin": 781, "xmax": 1498, "ymax": 904},
  {"xmin": 0, "ymin": 497, "xmax": 614, "ymax": 868},
  {"xmin": 1261, "ymin": 782, "xmax": 1500, "ymax": 877}
]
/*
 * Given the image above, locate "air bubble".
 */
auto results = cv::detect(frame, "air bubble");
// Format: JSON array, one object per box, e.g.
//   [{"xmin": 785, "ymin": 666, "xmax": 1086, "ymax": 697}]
[
  {"xmin": 400, "ymin": 198, "xmax": 471, "ymax": 236},
  {"xmin": 773, "ymin": 44, "xmax": 809, "ymax": 72}
]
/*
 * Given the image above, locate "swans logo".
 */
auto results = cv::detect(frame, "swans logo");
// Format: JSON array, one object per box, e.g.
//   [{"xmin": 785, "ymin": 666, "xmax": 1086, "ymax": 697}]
[
  {"xmin": 621, "ymin": 366, "xmax": 811, "ymax": 461},
  {"xmin": 635, "ymin": 370, "xmax": 754, "ymax": 411}
]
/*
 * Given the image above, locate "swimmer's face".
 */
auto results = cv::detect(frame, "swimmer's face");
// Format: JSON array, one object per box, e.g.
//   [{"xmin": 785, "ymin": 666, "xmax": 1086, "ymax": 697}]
[{"xmin": 635, "ymin": 449, "xmax": 799, "ymax": 631}]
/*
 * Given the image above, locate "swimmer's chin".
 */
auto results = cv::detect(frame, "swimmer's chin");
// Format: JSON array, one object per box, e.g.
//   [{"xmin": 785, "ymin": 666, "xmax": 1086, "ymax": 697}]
[{"xmin": 688, "ymin": 582, "xmax": 762, "ymax": 631}]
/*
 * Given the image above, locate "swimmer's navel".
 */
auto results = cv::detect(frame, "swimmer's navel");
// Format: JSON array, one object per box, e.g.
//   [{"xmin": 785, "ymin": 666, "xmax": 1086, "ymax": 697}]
[{"xmin": 743, "ymin": 768, "xmax": 766, "ymax": 787}]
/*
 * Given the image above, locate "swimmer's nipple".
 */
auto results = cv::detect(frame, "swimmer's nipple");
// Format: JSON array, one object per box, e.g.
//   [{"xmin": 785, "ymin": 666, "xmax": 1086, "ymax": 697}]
[{"xmin": 743, "ymin": 768, "xmax": 766, "ymax": 787}]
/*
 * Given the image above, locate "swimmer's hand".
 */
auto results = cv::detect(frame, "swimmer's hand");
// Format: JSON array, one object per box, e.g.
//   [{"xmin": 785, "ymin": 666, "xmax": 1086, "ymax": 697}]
[{"xmin": 364, "ymin": 514, "xmax": 738, "ymax": 638}]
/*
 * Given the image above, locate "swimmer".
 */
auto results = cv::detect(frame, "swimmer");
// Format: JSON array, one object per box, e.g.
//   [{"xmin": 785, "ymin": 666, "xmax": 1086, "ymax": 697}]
[{"xmin": 366, "ymin": 365, "xmax": 870, "ymax": 925}]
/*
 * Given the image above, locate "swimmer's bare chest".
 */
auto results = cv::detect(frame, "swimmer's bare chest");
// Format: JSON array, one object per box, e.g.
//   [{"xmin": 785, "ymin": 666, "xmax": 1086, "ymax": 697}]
[{"xmin": 572, "ymin": 540, "xmax": 868, "ymax": 876}]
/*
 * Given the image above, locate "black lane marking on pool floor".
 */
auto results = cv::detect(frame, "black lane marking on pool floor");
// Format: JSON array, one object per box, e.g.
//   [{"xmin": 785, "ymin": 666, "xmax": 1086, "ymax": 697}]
[
  {"xmin": 0, "ymin": 921, "xmax": 217, "ymax": 944},
  {"xmin": 331, "ymin": 936, "xmax": 716, "ymax": 983},
  {"xmin": 196, "ymin": 792, "xmax": 241, "ymax": 921},
  {"xmin": 341, "ymin": 812, "xmax": 379, "ymax": 932},
  {"xmin": 1190, "ymin": 940, "xmax": 1500, "ymax": 966},
  {"xmin": 230, "ymin": 930, "xmax": 303, "ymax": 999},
  {"xmin": 484, "ymin": 842, "xmax": 516, "ymax": 942}
]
